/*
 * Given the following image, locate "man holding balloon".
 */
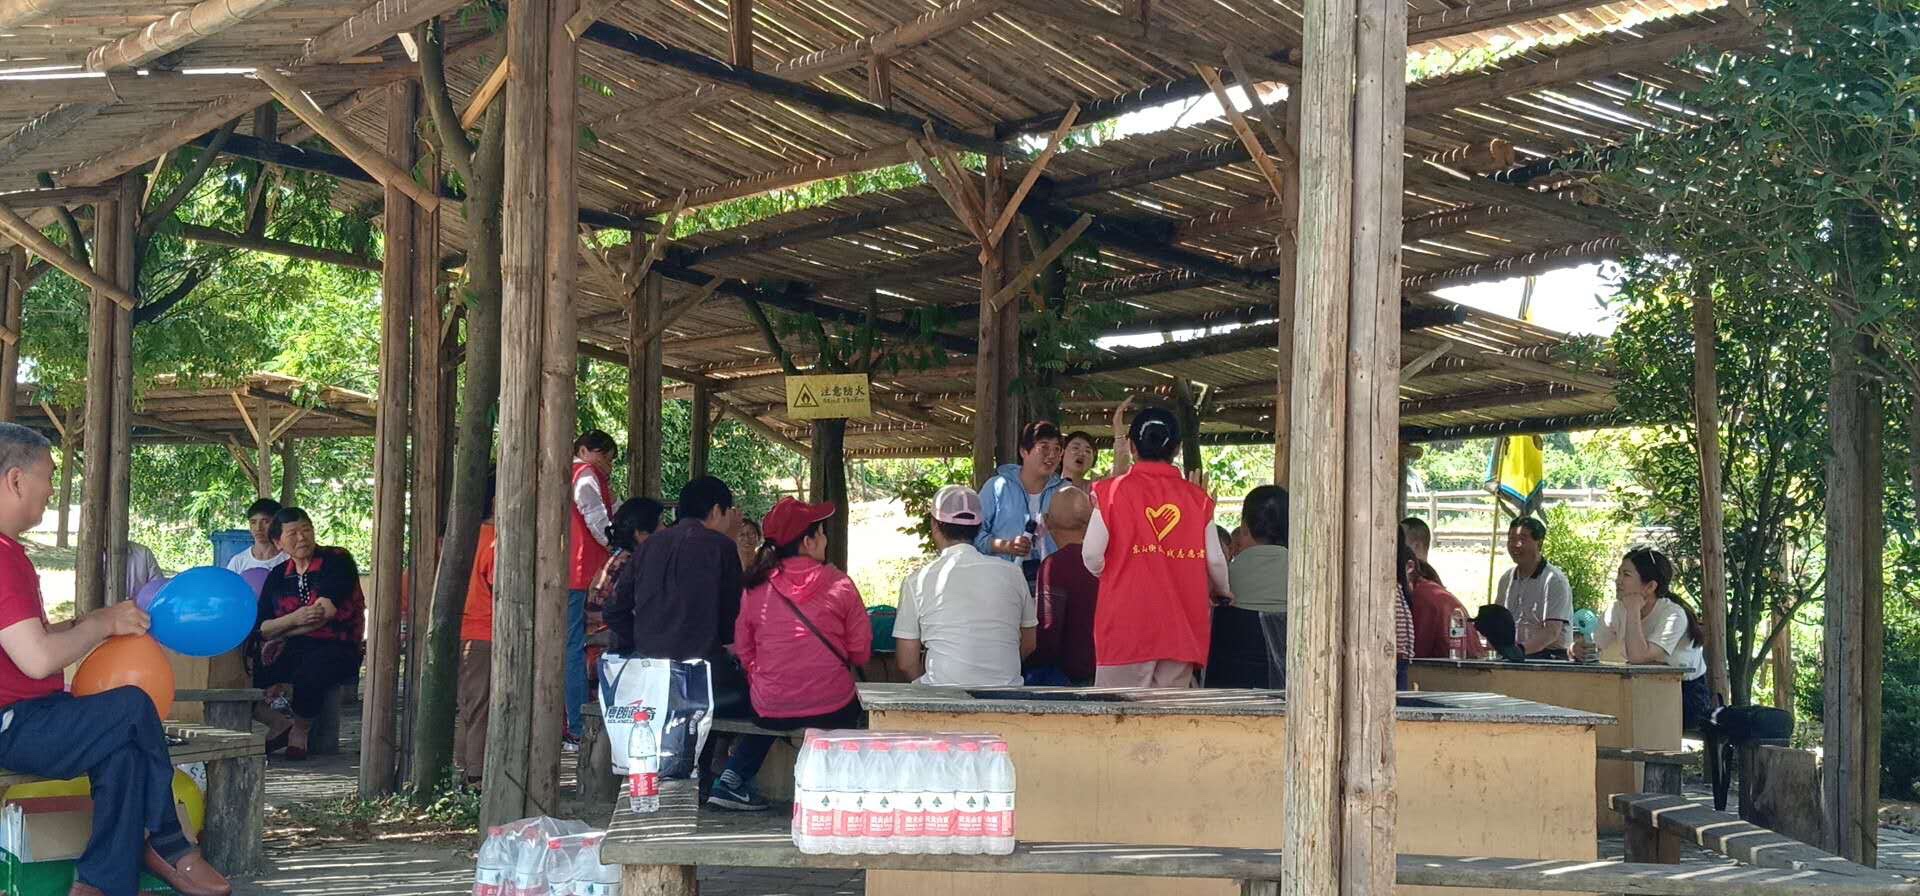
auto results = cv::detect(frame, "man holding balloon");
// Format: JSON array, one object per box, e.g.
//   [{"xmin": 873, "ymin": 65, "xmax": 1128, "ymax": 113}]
[{"xmin": 0, "ymin": 423, "xmax": 233, "ymax": 896}]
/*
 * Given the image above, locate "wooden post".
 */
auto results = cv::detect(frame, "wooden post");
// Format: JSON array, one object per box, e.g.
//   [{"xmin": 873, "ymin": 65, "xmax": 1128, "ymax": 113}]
[
  {"xmin": 488, "ymin": 0, "xmax": 577, "ymax": 826},
  {"xmin": 56, "ymin": 410, "xmax": 74, "ymax": 548},
  {"xmin": 0, "ymin": 247, "xmax": 22, "ymax": 421},
  {"xmin": 1771, "ymin": 607, "xmax": 1795, "ymax": 710},
  {"xmin": 1281, "ymin": 0, "xmax": 1406, "ymax": 894},
  {"xmin": 690, "ymin": 385, "xmax": 711, "ymax": 480},
  {"xmin": 76, "ymin": 195, "xmax": 115, "ymax": 614},
  {"xmin": 1272, "ymin": 90, "xmax": 1301, "ymax": 488},
  {"xmin": 727, "ymin": 0, "xmax": 753, "ymax": 69},
  {"xmin": 970, "ymin": 158, "xmax": 1013, "ymax": 485},
  {"xmin": 105, "ymin": 175, "xmax": 136, "ymax": 606},
  {"xmin": 626, "ymin": 269, "xmax": 664, "ymax": 499},
  {"xmin": 278, "ymin": 439, "xmax": 298, "ymax": 505},
  {"xmin": 1689, "ymin": 276, "xmax": 1733, "ymax": 705},
  {"xmin": 254, "ymin": 403, "xmax": 274, "ymax": 498},
  {"xmin": 1822, "ymin": 303, "xmax": 1879, "ymax": 865},
  {"xmin": 404, "ymin": 149, "xmax": 446, "ymax": 787},
  {"xmin": 363, "ymin": 80, "xmax": 418, "ymax": 798}
]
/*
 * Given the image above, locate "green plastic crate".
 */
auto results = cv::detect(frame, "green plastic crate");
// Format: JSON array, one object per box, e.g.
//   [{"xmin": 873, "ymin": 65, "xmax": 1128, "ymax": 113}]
[{"xmin": 1, "ymin": 852, "xmax": 174, "ymax": 896}]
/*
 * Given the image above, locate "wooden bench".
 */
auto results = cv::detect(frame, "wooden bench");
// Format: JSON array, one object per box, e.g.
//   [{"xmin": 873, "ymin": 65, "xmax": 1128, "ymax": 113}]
[
  {"xmin": 1597, "ymin": 746, "xmax": 1701, "ymax": 796},
  {"xmin": 576, "ymin": 701, "xmax": 799, "ymax": 804},
  {"xmin": 1614, "ymin": 792, "xmax": 1912, "ymax": 891},
  {"xmin": 600, "ymin": 779, "xmax": 1917, "ymax": 895},
  {"xmin": 0, "ymin": 688, "xmax": 266, "ymax": 875}
]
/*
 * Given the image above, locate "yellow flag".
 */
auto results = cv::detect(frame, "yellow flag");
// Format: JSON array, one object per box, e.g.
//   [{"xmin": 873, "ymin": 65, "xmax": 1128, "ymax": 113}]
[{"xmin": 1488, "ymin": 434, "xmax": 1545, "ymax": 516}]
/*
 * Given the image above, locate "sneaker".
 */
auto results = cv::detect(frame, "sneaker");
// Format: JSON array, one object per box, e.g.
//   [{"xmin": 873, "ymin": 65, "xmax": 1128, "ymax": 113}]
[
  {"xmin": 561, "ymin": 738, "xmax": 580, "ymax": 755},
  {"xmin": 705, "ymin": 775, "xmax": 769, "ymax": 812}
]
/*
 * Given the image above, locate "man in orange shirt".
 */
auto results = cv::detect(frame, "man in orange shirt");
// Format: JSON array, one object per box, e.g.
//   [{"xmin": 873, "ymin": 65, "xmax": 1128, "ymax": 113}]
[{"xmin": 455, "ymin": 476, "xmax": 497, "ymax": 785}]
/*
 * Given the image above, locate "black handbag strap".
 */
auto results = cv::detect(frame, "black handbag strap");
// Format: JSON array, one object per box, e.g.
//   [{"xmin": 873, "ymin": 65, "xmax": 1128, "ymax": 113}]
[{"xmin": 769, "ymin": 581, "xmax": 863, "ymax": 680}]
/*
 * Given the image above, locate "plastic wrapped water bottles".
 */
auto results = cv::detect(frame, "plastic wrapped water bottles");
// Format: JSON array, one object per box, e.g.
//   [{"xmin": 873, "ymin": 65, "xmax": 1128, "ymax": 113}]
[
  {"xmin": 789, "ymin": 732, "xmax": 1016, "ymax": 856},
  {"xmin": 475, "ymin": 819, "xmax": 617, "ymax": 896},
  {"xmin": 474, "ymin": 826, "xmax": 510, "ymax": 896}
]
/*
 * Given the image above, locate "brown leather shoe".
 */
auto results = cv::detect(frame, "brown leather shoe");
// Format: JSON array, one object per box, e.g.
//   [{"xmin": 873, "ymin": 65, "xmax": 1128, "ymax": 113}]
[
  {"xmin": 142, "ymin": 845, "xmax": 232, "ymax": 896},
  {"xmin": 68, "ymin": 882, "xmax": 105, "ymax": 896}
]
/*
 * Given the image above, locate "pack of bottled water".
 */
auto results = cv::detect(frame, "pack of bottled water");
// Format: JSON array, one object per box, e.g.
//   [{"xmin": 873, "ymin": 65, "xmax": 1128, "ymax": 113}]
[
  {"xmin": 473, "ymin": 817, "xmax": 624, "ymax": 896},
  {"xmin": 790, "ymin": 730, "xmax": 1017, "ymax": 856}
]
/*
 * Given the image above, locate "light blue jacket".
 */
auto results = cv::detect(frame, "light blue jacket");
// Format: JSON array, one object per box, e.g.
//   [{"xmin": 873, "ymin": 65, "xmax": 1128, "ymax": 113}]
[{"xmin": 973, "ymin": 463, "xmax": 1067, "ymax": 564}]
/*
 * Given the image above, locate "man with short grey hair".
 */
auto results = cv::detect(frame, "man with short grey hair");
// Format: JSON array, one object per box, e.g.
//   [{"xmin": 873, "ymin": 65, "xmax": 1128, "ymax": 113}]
[{"xmin": 0, "ymin": 423, "xmax": 233, "ymax": 896}]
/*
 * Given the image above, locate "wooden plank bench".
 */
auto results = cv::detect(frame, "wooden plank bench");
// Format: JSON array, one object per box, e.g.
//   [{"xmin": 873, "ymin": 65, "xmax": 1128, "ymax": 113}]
[
  {"xmin": 576, "ymin": 701, "xmax": 797, "ymax": 805},
  {"xmin": 601, "ymin": 779, "xmax": 1917, "ymax": 895},
  {"xmin": 0, "ymin": 688, "xmax": 266, "ymax": 876},
  {"xmin": 1614, "ymin": 792, "xmax": 1911, "ymax": 890},
  {"xmin": 1598, "ymin": 746, "xmax": 1702, "ymax": 796}
]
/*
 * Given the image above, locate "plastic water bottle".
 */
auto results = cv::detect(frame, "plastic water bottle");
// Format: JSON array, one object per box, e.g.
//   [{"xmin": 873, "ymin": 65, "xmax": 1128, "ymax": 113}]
[
  {"xmin": 582, "ymin": 854, "xmax": 621, "ymax": 896},
  {"xmin": 829, "ymin": 740, "xmax": 865, "ymax": 855},
  {"xmin": 952, "ymin": 741, "xmax": 986, "ymax": 855},
  {"xmin": 545, "ymin": 839, "xmax": 577, "ymax": 896},
  {"xmin": 506, "ymin": 833, "xmax": 549, "ymax": 896},
  {"xmin": 626, "ymin": 707, "xmax": 660, "ymax": 814},
  {"xmin": 861, "ymin": 741, "xmax": 897, "ymax": 853},
  {"xmin": 920, "ymin": 739, "xmax": 955, "ymax": 855},
  {"xmin": 891, "ymin": 740, "xmax": 924, "ymax": 854},
  {"xmin": 983, "ymin": 741, "xmax": 1016, "ymax": 855},
  {"xmin": 474, "ymin": 826, "xmax": 509, "ymax": 896},
  {"xmin": 792, "ymin": 738, "xmax": 835, "ymax": 854},
  {"xmin": 1448, "ymin": 607, "xmax": 1470, "ymax": 660}
]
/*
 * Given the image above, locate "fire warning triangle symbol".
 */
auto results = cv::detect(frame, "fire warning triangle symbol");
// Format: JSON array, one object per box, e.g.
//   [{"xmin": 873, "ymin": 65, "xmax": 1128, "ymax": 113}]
[{"xmin": 794, "ymin": 383, "xmax": 820, "ymax": 408}]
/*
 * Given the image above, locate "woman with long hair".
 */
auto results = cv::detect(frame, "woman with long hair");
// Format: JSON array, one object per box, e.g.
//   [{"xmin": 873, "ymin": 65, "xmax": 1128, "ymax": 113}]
[
  {"xmin": 1577, "ymin": 545, "xmax": 1712, "ymax": 729},
  {"xmin": 707, "ymin": 498, "xmax": 872, "ymax": 812}
]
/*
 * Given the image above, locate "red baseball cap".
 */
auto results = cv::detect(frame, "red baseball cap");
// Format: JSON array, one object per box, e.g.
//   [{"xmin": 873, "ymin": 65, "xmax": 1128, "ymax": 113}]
[{"xmin": 760, "ymin": 497, "xmax": 837, "ymax": 546}]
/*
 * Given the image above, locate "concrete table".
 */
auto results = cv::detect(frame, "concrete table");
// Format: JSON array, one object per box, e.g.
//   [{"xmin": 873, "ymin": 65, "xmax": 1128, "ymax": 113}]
[
  {"xmin": 857, "ymin": 683, "xmax": 1612, "ymax": 896},
  {"xmin": 1409, "ymin": 658, "xmax": 1684, "ymax": 833}
]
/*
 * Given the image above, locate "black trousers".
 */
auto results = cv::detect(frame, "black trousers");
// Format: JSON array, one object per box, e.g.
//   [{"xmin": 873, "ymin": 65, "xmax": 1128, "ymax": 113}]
[
  {"xmin": 0, "ymin": 688, "xmax": 188, "ymax": 896},
  {"xmin": 254, "ymin": 636, "xmax": 359, "ymax": 719}
]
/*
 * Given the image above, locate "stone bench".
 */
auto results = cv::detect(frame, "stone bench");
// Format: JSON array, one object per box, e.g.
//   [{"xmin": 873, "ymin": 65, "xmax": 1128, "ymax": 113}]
[
  {"xmin": 1, "ymin": 688, "xmax": 266, "ymax": 875},
  {"xmin": 1614, "ymin": 792, "xmax": 1913, "ymax": 892},
  {"xmin": 598, "ymin": 779, "xmax": 1915, "ymax": 895}
]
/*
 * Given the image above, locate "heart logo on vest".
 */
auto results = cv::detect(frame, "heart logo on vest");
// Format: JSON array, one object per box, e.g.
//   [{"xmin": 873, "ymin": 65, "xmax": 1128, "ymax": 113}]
[{"xmin": 1144, "ymin": 503, "xmax": 1182, "ymax": 541}]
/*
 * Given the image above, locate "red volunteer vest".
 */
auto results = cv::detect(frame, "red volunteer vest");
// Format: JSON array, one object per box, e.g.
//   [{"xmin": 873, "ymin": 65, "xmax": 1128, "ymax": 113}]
[
  {"xmin": 1089, "ymin": 461, "xmax": 1215, "ymax": 667},
  {"xmin": 568, "ymin": 460, "xmax": 614, "ymax": 590}
]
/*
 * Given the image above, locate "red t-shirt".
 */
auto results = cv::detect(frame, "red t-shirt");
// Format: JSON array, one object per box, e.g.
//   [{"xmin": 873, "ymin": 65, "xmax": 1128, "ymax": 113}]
[
  {"xmin": 1089, "ymin": 461, "xmax": 1216, "ymax": 667},
  {"xmin": 0, "ymin": 534, "xmax": 62, "ymax": 709},
  {"xmin": 1408, "ymin": 578, "xmax": 1471, "ymax": 659},
  {"xmin": 460, "ymin": 523, "xmax": 497, "ymax": 643}
]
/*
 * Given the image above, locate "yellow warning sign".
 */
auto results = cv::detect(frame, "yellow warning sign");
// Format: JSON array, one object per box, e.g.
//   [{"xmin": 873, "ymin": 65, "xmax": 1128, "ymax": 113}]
[{"xmin": 785, "ymin": 374, "xmax": 872, "ymax": 421}]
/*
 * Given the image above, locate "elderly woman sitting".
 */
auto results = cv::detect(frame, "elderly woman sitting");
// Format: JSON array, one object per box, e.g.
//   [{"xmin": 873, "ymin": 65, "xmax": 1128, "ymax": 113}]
[{"xmin": 252, "ymin": 507, "xmax": 365, "ymax": 760}]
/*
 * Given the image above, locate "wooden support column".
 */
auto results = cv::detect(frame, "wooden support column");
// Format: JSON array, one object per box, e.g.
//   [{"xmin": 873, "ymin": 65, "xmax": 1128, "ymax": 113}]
[
  {"xmin": 104, "ymin": 176, "xmax": 136, "ymax": 607},
  {"xmin": 1689, "ymin": 275, "xmax": 1732, "ymax": 705},
  {"xmin": 0, "ymin": 247, "xmax": 21, "ymax": 421},
  {"xmin": 279, "ymin": 439, "xmax": 299, "ymax": 506},
  {"xmin": 76, "ymin": 195, "xmax": 115, "ymax": 613},
  {"xmin": 1822, "ymin": 301, "xmax": 1882, "ymax": 865},
  {"xmin": 254, "ymin": 403, "xmax": 275, "ymax": 498},
  {"xmin": 405, "ymin": 148, "xmax": 446, "ymax": 787},
  {"xmin": 1282, "ymin": 0, "xmax": 1406, "ymax": 894},
  {"xmin": 55, "ymin": 409, "xmax": 75, "ymax": 548},
  {"xmin": 627, "ymin": 269, "xmax": 664, "ymax": 498},
  {"xmin": 690, "ymin": 385, "xmax": 711, "ymax": 480},
  {"xmin": 1274, "ymin": 86, "xmax": 1302, "ymax": 488},
  {"xmin": 727, "ymin": 0, "xmax": 753, "ymax": 69},
  {"xmin": 487, "ymin": 0, "xmax": 577, "ymax": 826},
  {"xmin": 363, "ymin": 80, "xmax": 418, "ymax": 798},
  {"xmin": 970, "ymin": 159, "xmax": 1014, "ymax": 484}
]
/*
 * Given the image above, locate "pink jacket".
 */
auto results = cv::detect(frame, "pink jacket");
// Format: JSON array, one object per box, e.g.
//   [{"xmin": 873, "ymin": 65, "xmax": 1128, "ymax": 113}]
[{"xmin": 733, "ymin": 557, "xmax": 873, "ymax": 719}]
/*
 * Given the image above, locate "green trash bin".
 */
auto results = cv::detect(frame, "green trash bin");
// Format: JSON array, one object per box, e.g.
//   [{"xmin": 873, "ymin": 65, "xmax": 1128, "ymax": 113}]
[{"xmin": 868, "ymin": 605, "xmax": 897, "ymax": 654}]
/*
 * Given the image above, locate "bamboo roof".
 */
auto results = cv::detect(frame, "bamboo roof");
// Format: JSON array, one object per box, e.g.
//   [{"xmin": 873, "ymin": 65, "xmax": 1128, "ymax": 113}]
[
  {"xmin": 0, "ymin": 0, "xmax": 1744, "ymax": 456},
  {"xmin": 12, "ymin": 372, "xmax": 376, "ymax": 445}
]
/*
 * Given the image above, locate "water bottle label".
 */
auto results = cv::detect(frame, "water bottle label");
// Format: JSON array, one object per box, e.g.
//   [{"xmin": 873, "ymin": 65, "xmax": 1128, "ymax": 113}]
[
  {"xmin": 804, "ymin": 792, "xmax": 835, "ymax": 837},
  {"xmin": 898, "ymin": 795, "xmax": 925, "ymax": 837},
  {"xmin": 627, "ymin": 771, "xmax": 658, "ymax": 798},
  {"xmin": 475, "ymin": 869, "xmax": 505, "ymax": 886},
  {"xmin": 956, "ymin": 794, "xmax": 985, "ymax": 836},
  {"xmin": 922, "ymin": 793, "xmax": 954, "ymax": 835},
  {"xmin": 868, "ymin": 796, "xmax": 896, "ymax": 838},
  {"xmin": 832, "ymin": 792, "xmax": 866, "ymax": 837},
  {"xmin": 984, "ymin": 793, "xmax": 1015, "ymax": 836}
]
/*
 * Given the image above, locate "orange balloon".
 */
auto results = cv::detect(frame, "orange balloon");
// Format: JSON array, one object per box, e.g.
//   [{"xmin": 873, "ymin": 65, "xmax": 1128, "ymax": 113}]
[{"xmin": 71, "ymin": 635, "xmax": 174, "ymax": 719}]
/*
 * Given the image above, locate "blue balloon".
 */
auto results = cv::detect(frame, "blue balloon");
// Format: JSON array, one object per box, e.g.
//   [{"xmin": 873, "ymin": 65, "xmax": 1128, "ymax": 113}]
[{"xmin": 149, "ymin": 566, "xmax": 257, "ymax": 657}]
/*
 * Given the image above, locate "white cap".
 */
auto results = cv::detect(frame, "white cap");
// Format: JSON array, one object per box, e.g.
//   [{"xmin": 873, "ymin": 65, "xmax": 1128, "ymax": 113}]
[{"xmin": 932, "ymin": 484, "xmax": 984, "ymax": 525}]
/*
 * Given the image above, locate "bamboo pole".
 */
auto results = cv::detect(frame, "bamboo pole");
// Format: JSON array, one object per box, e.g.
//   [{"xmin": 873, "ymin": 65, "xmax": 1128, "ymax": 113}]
[
  {"xmin": 0, "ymin": 248, "xmax": 21, "ymax": 422},
  {"xmin": 1689, "ymin": 275, "xmax": 1733, "ymax": 706},
  {"xmin": 0, "ymin": 0, "xmax": 74, "ymax": 28},
  {"xmin": 1282, "ymin": 0, "xmax": 1406, "ymax": 894},
  {"xmin": 529, "ymin": 0, "xmax": 581, "ymax": 814},
  {"xmin": 86, "ymin": 0, "xmax": 294, "ymax": 72},
  {"xmin": 255, "ymin": 66, "xmax": 441, "ymax": 213},
  {"xmin": 364, "ymin": 81, "xmax": 419, "ymax": 799},
  {"xmin": 485, "ymin": 0, "xmax": 554, "ymax": 827},
  {"xmin": 0, "ymin": 204, "xmax": 137, "ymax": 312},
  {"xmin": 627, "ymin": 269, "xmax": 664, "ymax": 499}
]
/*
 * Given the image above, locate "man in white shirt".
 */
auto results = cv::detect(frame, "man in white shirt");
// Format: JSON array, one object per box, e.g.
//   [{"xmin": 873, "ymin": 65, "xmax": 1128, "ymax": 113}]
[
  {"xmin": 224, "ymin": 498, "xmax": 288, "ymax": 574},
  {"xmin": 1494, "ymin": 516, "xmax": 1574, "ymax": 659},
  {"xmin": 893, "ymin": 485, "xmax": 1037, "ymax": 687}
]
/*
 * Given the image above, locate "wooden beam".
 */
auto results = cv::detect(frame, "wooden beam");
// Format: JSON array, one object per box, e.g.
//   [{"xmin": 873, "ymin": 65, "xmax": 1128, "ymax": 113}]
[
  {"xmin": 629, "ymin": 144, "xmax": 911, "ymax": 216},
  {"xmin": 0, "ymin": 104, "xmax": 108, "ymax": 169},
  {"xmin": 587, "ymin": 0, "xmax": 1007, "ymax": 138},
  {"xmin": 178, "ymin": 223, "xmax": 380, "ymax": 271},
  {"xmin": 0, "ymin": 63, "xmax": 416, "ymax": 109},
  {"xmin": 301, "ymin": 0, "xmax": 476, "ymax": 65},
  {"xmin": 1409, "ymin": 0, "xmax": 1638, "ymax": 45},
  {"xmin": 86, "ymin": 0, "xmax": 295, "ymax": 72},
  {"xmin": 625, "ymin": 271, "xmax": 663, "ymax": 497},
  {"xmin": 1196, "ymin": 65, "xmax": 1286, "ymax": 199},
  {"xmin": 639, "ymin": 276, "xmax": 728, "ymax": 344},
  {"xmin": 867, "ymin": 55, "xmax": 893, "ymax": 108},
  {"xmin": 0, "ymin": 203, "xmax": 136, "ymax": 311},
  {"xmin": 1400, "ymin": 341, "xmax": 1452, "ymax": 380},
  {"xmin": 0, "ymin": 0, "xmax": 73, "ymax": 27},
  {"xmin": 1004, "ymin": 0, "xmax": 1300, "ymax": 82},
  {"xmin": 460, "ymin": 58, "xmax": 511, "ymax": 130},
  {"xmin": 630, "ymin": 192, "xmax": 685, "ymax": 288},
  {"xmin": 905, "ymin": 140, "xmax": 987, "ymax": 243},
  {"xmin": 727, "ymin": 0, "xmax": 754, "ymax": 69},
  {"xmin": 987, "ymin": 212, "xmax": 1091, "ymax": 311},
  {"xmin": 578, "ymin": 21, "xmax": 1002, "ymax": 155},
  {"xmin": 255, "ymin": 66, "xmax": 441, "ymax": 212},
  {"xmin": 987, "ymin": 104, "xmax": 1077, "ymax": 250},
  {"xmin": 0, "ymin": 249, "xmax": 21, "ymax": 422},
  {"xmin": 1401, "ymin": 237, "xmax": 1623, "ymax": 292},
  {"xmin": 0, "ymin": 185, "xmax": 117, "ymax": 209},
  {"xmin": 246, "ymin": 387, "xmax": 376, "ymax": 428},
  {"xmin": 1690, "ymin": 274, "xmax": 1733, "ymax": 707},
  {"xmin": 285, "ymin": 35, "xmax": 497, "ymax": 143}
]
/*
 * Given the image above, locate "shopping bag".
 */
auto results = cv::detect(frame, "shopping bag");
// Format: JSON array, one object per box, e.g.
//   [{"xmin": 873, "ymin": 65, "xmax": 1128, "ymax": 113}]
[{"xmin": 596, "ymin": 654, "xmax": 713, "ymax": 779}]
